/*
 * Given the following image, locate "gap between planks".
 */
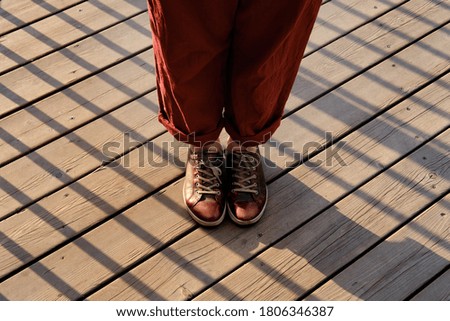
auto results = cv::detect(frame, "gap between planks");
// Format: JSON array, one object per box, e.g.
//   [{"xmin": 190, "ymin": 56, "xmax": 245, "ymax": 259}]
[
  {"xmin": 193, "ymin": 130, "xmax": 450, "ymax": 301},
  {"xmin": 0, "ymin": 0, "xmax": 448, "ymax": 300},
  {"xmin": 0, "ymin": 8, "xmax": 448, "ymax": 273},
  {"xmin": 0, "ymin": 0, "xmax": 148, "ymax": 75},
  {"xmin": 0, "ymin": 0, "xmax": 404, "ymax": 118},
  {"xmin": 0, "ymin": 0, "xmax": 445, "ymax": 167},
  {"xmin": 304, "ymin": 194, "xmax": 450, "ymax": 300},
  {"xmin": 1, "ymin": 69, "xmax": 448, "ymax": 300},
  {"xmin": 410, "ymin": 268, "xmax": 450, "ymax": 301},
  {"xmin": 0, "ymin": 0, "xmax": 85, "ymax": 36},
  {"xmin": 0, "ymin": 14, "xmax": 448, "ymax": 284},
  {"xmin": 0, "ymin": 0, "xmax": 447, "ymax": 219}
]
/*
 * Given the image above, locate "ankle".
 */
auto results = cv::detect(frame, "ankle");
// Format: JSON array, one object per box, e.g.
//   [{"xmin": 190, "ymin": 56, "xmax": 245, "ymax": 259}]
[
  {"xmin": 226, "ymin": 138, "xmax": 258, "ymax": 153},
  {"xmin": 190, "ymin": 140, "xmax": 222, "ymax": 153}
]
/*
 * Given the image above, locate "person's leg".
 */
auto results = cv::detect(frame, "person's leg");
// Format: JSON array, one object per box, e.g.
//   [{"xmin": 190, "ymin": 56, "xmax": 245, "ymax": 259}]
[
  {"xmin": 147, "ymin": 0, "xmax": 238, "ymax": 226},
  {"xmin": 225, "ymin": 0, "xmax": 321, "ymax": 145},
  {"xmin": 225, "ymin": 0, "xmax": 321, "ymax": 224},
  {"xmin": 147, "ymin": 0, "xmax": 238, "ymax": 146}
]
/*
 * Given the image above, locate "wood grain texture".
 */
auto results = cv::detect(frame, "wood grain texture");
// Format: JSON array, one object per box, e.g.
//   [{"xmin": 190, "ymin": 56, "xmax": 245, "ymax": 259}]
[
  {"xmin": 0, "ymin": 90, "xmax": 162, "ymax": 221},
  {"xmin": 0, "ymin": 130, "xmax": 186, "ymax": 280},
  {"xmin": 267, "ymin": 24, "xmax": 450, "ymax": 180},
  {"xmin": 0, "ymin": 0, "xmax": 83, "ymax": 36},
  {"xmin": 88, "ymin": 76, "xmax": 449, "ymax": 300},
  {"xmin": 0, "ymin": 0, "xmax": 448, "ymax": 302},
  {"xmin": 0, "ymin": 180, "xmax": 195, "ymax": 300},
  {"xmin": 411, "ymin": 269, "xmax": 450, "ymax": 301},
  {"xmin": 0, "ymin": 0, "xmax": 147, "ymax": 74},
  {"xmin": 0, "ymin": 0, "xmax": 404, "ymax": 118},
  {"xmin": 1, "ymin": 4, "xmax": 447, "ymax": 219},
  {"xmin": 0, "ymin": 12, "xmax": 152, "ymax": 117},
  {"xmin": 305, "ymin": 0, "xmax": 405, "ymax": 53},
  {"xmin": 195, "ymin": 129, "xmax": 450, "ymax": 301},
  {"xmin": 285, "ymin": 0, "xmax": 449, "ymax": 115},
  {"xmin": 1, "ymin": 0, "xmax": 430, "ymax": 166},
  {"xmin": 0, "ymin": 50, "xmax": 156, "ymax": 166},
  {"xmin": 3, "ymin": 0, "xmax": 432, "ymax": 255},
  {"xmin": 306, "ymin": 196, "xmax": 450, "ymax": 300},
  {"xmin": 1, "ymin": 22, "xmax": 448, "ymax": 300}
]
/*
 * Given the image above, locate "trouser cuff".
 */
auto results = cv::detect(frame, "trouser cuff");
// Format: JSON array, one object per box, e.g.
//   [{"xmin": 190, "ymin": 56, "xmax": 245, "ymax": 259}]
[{"xmin": 158, "ymin": 113, "xmax": 223, "ymax": 147}]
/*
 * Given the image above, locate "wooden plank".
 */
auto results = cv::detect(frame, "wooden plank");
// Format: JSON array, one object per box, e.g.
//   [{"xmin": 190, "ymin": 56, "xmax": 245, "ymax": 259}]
[
  {"xmin": 286, "ymin": 0, "xmax": 450, "ymax": 114},
  {"xmin": 0, "ymin": 0, "xmax": 147, "ymax": 74},
  {"xmin": 0, "ymin": 0, "xmax": 83, "ymax": 36},
  {"xmin": 0, "ymin": 22, "xmax": 448, "ymax": 296},
  {"xmin": 0, "ymin": 0, "xmax": 423, "ymax": 166},
  {"xmin": 267, "ymin": 22, "xmax": 450, "ymax": 180},
  {"xmin": 0, "ymin": 50, "xmax": 156, "ymax": 166},
  {"xmin": 0, "ymin": 179, "xmax": 195, "ymax": 300},
  {"xmin": 194, "ymin": 132, "xmax": 450, "ymax": 301},
  {"xmin": 0, "ymin": 12, "xmax": 152, "ymax": 118},
  {"xmin": 4, "ymin": 69, "xmax": 448, "ymax": 300},
  {"xmin": 0, "ymin": 129, "xmax": 186, "ymax": 281},
  {"xmin": 305, "ymin": 0, "xmax": 406, "ymax": 53},
  {"xmin": 305, "ymin": 196, "xmax": 450, "ymax": 300},
  {"xmin": 0, "ymin": 89, "xmax": 163, "ymax": 221},
  {"xmin": 411, "ymin": 269, "xmax": 450, "ymax": 301},
  {"xmin": 0, "ymin": 6, "xmax": 446, "ymax": 225},
  {"xmin": 88, "ymin": 77, "xmax": 450, "ymax": 301},
  {"xmin": 0, "ymin": 0, "xmax": 445, "ymax": 215}
]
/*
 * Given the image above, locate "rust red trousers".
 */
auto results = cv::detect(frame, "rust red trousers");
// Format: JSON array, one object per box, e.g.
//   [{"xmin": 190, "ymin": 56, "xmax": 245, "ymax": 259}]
[{"xmin": 147, "ymin": 0, "xmax": 321, "ymax": 146}]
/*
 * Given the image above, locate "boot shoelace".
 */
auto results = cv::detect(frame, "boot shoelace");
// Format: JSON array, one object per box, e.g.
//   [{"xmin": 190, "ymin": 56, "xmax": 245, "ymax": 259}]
[
  {"xmin": 231, "ymin": 152, "xmax": 259, "ymax": 195},
  {"xmin": 193, "ymin": 153, "xmax": 223, "ymax": 196}
]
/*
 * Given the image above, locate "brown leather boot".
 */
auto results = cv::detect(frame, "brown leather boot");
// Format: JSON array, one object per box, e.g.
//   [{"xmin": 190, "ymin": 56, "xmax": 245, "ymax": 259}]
[
  {"xmin": 227, "ymin": 147, "xmax": 268, "ymax": 225},
  {"xmin": 183, "ymin": 146, "xmax": 226, "ymax": 227}
]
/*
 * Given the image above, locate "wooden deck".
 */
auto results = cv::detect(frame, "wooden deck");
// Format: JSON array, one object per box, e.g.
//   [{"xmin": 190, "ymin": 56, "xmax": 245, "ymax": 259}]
[{"xmin": 0, "ymin": 0, "xmax": 449, "ymax": 301}]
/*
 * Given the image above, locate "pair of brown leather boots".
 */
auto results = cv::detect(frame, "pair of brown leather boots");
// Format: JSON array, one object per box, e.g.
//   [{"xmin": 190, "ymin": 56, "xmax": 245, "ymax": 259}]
[{"xmin": 183, "ymin": 146, "xmax": 268, "ymax": 227}]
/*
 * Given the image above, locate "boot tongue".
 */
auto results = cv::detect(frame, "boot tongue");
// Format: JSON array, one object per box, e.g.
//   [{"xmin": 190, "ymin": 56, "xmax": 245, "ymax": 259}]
[
  {"xmin": 230, "ymin": 149, "xmax": 258, "ymax": 201},
  {"xmin": 191, "ymin": 143, "xmax": 222, "ymax": 154},
  {"xmin": 202, "ymin": 150, "xmax": 225, "ymax": 169},
  {"xmin": 196, "ymin": 148, "xmax": 224, "ymax": 201},
  {"xmin": 235, "ymin": 192, "xmax": 254, "ymax": 202},
  {"xmin": 202, "ymin": 194, "xmax": 218, "ymax": 202},
  {"xmin": 243, "ymin": 146, "xmax": 258, "ymax": 153}
]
